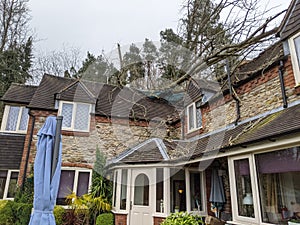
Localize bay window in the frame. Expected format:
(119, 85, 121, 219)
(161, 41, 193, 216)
(1, 106, 29, 133)
(229, 147, 300, 225)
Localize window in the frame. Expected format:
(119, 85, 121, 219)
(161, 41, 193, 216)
(187, 102, 202, 132)
(1, 106, 29, 133)
(156, 168, 164, 213)
(190, 172, 203, 212)
(113, 170, 118, 208)
(59, 101, 91, 132)
(229, 147, 300, 225)
(134, 173, 149, 206)
(0, 170, 19, 200)
(56, 169, 91, 205)
(288, 32, 300, 85)
(120, 169, 128, 210)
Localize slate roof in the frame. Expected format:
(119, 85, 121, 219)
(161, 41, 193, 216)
(0, 133, 25, 169)
(1, 83, 37, 104)
(279, 0, 300, 40)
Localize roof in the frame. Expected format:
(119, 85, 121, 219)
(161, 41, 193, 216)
(1, 83, 37, 104)
(279, 0, 300, 40)
(108, 102, 300, 166)
(0, 133, 25, 169)
(183, 102, 300, 161)
(28, 74, 74, 110)
(108, 138, 170, 164)
(26, 74, 179, 121)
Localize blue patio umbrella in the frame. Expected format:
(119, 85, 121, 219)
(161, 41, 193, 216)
(209, 168, 225, 218)
(28, 116, 62, 225)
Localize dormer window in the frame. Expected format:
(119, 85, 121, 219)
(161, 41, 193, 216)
(187, 101, 202, 132)
(1, 106, 29, 133)
(288, 32, 300, 85)
(58, 101, 91, 132)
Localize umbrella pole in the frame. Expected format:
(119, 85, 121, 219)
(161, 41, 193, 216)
(51, 116, 63, 181)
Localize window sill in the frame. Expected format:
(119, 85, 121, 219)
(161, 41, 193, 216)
(61, 130, 90, 137)
(187, 127, 203, 135)
(0, 130, 27, 134)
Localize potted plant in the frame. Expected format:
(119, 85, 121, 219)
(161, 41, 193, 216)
(288, 219, 300, 225)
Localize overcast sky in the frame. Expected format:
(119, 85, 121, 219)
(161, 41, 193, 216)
(28, 0, 290, 56)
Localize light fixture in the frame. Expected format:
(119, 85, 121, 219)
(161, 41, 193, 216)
(178, 189, 183, 194)
(243, 193, 253, 205)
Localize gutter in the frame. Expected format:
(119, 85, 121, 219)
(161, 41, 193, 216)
(21, 112, 35, 190)
(278, 60, 288, 108)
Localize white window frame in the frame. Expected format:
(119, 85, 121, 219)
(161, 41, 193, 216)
(288, 32, 300, 85)
(1, 105, 29, 133)
(59, 167, 92, 199)
(187, 102, 202, 133)
(58, 101, 91, 132)
(185, 169, 207, 215)
(228, 154, 269, 225)
(1, 170, 19, 200)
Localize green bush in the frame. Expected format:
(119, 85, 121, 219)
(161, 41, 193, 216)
(54, 205, 65, 225)
(96, 212, 114, 225)
(0, 201, 32, 225)
(161, 212, 204, 225)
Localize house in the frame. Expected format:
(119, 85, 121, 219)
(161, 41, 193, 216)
(107, 1, 300, 225)
(0, 74, 181, 204)
(1, 1, 300, 225)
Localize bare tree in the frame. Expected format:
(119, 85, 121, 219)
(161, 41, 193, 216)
(0, 0, 30, 52)
(31, 45, 83, 84)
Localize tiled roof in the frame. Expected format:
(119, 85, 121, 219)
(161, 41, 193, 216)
(0, 133, 25, 169)
(185, 102, 300, 160)
(1, 83, 37, 104)
(280, 0, 300, 40)
(28, 74, 74, 110)
(26, 74, 179, 121)
(108, 138, 170, 164)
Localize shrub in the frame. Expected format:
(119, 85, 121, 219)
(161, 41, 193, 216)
(96, 212, 114, 225)
(0, 201, 32, 225)
(54, 205, 65, 225)
(161, 212, 204, 225)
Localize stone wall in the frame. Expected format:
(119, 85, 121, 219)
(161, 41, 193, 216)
(186, 56, 300, 139)
(18, 110, 179, 184)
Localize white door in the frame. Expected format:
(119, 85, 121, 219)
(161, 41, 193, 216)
(129, 169, 154, 225)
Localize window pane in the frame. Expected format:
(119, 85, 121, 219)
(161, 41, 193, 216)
(234, 159, 255, 218)
(190, 172, 202, 211)
(77, 172, 90, 197)
(120, 169, 128, 210)
(113, 171, 118, 207)
(57, 170, 75, 205)
(196, 108, 202, 128)
(188, 105, 195, 130)
(61, 103, 73, 128)
(7, 172, 18, 198)
(294, 36, 300, 68)
(256, 148, 300, 224)
(74, 103, 90, 131)
(19, 108, 29, 131)
(6, 106, 20, 131)
(156, 168, 164, 212)
(134, 174, 149, 206)
(0, 171, 7, 199)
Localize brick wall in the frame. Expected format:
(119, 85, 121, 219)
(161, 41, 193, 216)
(153, 216, 165, 225)
(114, 214, 127, 225)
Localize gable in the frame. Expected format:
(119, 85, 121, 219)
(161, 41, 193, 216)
(279, 0, 300, 40)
